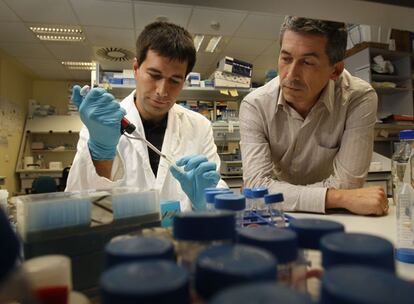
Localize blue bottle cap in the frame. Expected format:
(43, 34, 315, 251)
(104, 236, 175, 269)
(399, 130, 414, 140)
(251, 187, 269, 198)
(100, 260, 189, 304)
(0, 209, 20, 283)
(320, 265, 414, 304)
(243, 188, 254, 199)
(288, 218, 345, 249)
(195, 244, 277, 299)
(173, 211, 235, 241)
(396, 248, 414, 264)
(210, 282, 313, 304)
(237, 226, 298, 263)
(264, 193, 284, 204)
(215, 194, 246, 211)
(205, 190, 233, 204)
(321, 232, 395, 272)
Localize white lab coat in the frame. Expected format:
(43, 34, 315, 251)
(66, 90, 226, 211)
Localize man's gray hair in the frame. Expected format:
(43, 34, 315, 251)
(280, 16, 347, 64)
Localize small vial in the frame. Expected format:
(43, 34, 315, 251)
(251, 187, 269, 214)
(237, 226, 304, 289)
(320, 265, 414, 304)
(205, 189, 233, 211)
(320, 232, 395, 273)
(242, 188, 254, 211)
(209, 282, 312, 304)
(214, 194, 246, 228)
(104, 236, 175, 269)
(195, 244, 277, 300)
(264, 193, 285, 227)
(100, 260, 190, 304)
(289, 218, 344, 299)
(173, 211, 235, 273)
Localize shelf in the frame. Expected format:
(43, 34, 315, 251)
(374, 87, 414, 95)
(107, 84, 254, 101)
(375, 123, 414, 130)
(370, 48, 413, 60)
(16, 169, 64, 173)
(371, 74, 411, 82)
(31, 149, 77, 153)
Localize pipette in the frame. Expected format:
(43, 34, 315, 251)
(79, 85, 183, 172)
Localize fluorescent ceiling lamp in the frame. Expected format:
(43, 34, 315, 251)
(205, 36, 222, 53)
(30, 25, 84, 42)
(62, 61, 96, 70)
(193, 34, 204, 52)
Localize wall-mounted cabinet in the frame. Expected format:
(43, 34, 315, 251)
(16, 115, 83, 193)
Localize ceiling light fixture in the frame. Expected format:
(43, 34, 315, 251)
(205, 36, 222, 53)
(30, 25, 84, 42)
(193, 35, 204, 52)
(37, 35, 84, 42)
(62, 61, 96, 70)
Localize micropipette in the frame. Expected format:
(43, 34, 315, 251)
(79, 85, 183, 172)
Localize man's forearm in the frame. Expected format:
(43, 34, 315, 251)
(92, 160, 114, 179)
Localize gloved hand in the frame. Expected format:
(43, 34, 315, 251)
(170, 155, 220, 210)
(71, 85, 126, 160)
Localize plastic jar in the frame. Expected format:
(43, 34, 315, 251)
(288, 218, 345, 297)
(320, 232, 395, 273)
(237, 226, 304, 289)
(251, 187, 269, 213)
(242, 188, 255, 211)
(214, 194, 246, 228)
(205, 189, 233, 211)
(100, 260, 190, 304)
(194, 244, 277, 300)
(104, 236, 175, 269)
(264, 193, 285, 227)
(173, 211, 235, 272)
(209, 282, 313, 304)
(320, 265, 414, 304)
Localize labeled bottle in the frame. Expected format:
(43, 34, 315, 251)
(264, 193, 285, 227)
(214, 194, 246, 227)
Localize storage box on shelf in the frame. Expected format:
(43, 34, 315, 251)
(345, 47, 414, 157)
(16, 115, 83, 194)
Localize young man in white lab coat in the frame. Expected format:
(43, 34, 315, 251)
(66, 22, 226, 211)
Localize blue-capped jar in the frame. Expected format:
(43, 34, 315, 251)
(320, 232, 395, 272)
(320, 265, 414, 304)
(205, 189, 233, 211)
(173, 211, 235, 272)
(195, 244, 277, 300)
(242, 188, 255, 211)
(237, 226, 303, 289)
(251, 187, 269, 212)
(210, 282, 313, 304)
(264, 193, 285, 227)
(104, 236, 175, 269)
(289, 218, 345, 298)
(214, 194, 246, 227)
(100, 260, 189, 304)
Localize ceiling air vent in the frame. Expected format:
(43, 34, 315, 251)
(96, 47, 134, 62)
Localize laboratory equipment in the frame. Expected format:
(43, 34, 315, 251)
(243, 188, 254, 211)
(80, 85, 183, 172)
(320, 265, 414, 304)
(205, 189, 233, 210)
(251, 187, 269, 212)
(173, 211, 235, 272)
(214, 194, 245, 227)
(237, 226, 304, 290)
(217, 56, 253, 77)
(220, 160, 243, 175)
(264, 193, 285, 227)
(320, 232, 395, 272)
(194, 244, 277, 300)
(288, 218, 345, 298)
(100, 261, 190, 304)
(104, 236, 175, 269)
(210, 282, 312, 304)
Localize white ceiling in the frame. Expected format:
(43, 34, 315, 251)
(0, 0, 412, 84)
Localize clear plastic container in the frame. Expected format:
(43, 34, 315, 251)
(195, 244, 277, 300)
(242, 188, 255, 211)
(264, 193, 285, 227)
(100, 261, 190, 304)
(288, 218, 345, 299)
(251, 187, 269, 213)
(205, 189, 233, 211)
(214, 194, 246, 228)
(173, 211, 235, 273)
(392, 141, 410, 203)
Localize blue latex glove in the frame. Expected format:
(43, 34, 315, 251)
(170, 155, 221, 210)
(71, 85, 126, 160)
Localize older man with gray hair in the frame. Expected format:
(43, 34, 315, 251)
(240, 16, 388, 215)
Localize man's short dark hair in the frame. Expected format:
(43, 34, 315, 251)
(280, 16, 347, 64)
(136, 21, 196, 75)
